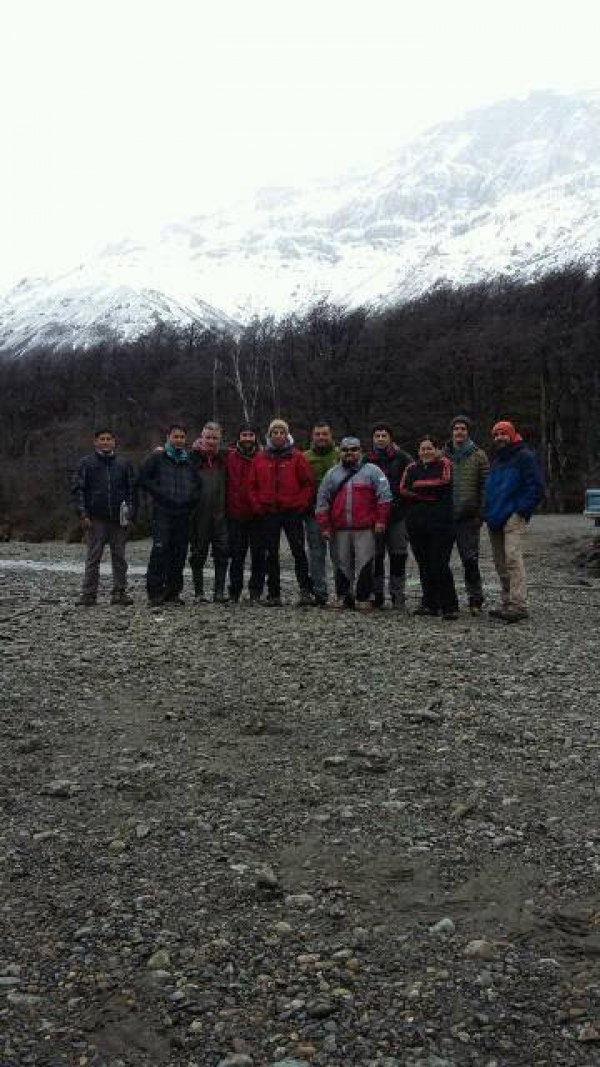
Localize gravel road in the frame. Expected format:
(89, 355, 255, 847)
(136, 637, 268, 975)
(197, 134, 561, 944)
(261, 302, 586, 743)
(1, 516, 600, 1067)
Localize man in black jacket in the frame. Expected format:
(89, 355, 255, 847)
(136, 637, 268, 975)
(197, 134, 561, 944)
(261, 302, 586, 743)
(368, 424, 413, 611)
(71, 429, 137, 606)
(138, 424, 201, 606)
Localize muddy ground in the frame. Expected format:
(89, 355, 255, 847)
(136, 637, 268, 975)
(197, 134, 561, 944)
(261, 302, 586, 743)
(1, 516, 600, 1067)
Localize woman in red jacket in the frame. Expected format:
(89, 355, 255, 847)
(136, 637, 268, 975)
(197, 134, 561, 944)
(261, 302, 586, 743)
(400, 435, 459, 620)
(249, 418, 315, 606)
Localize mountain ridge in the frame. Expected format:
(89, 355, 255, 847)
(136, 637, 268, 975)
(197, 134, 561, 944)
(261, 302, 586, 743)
(1, 89, 599, 356)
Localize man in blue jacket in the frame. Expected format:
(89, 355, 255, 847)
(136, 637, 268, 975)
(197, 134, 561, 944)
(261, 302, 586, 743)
(484, 420, 544, 622)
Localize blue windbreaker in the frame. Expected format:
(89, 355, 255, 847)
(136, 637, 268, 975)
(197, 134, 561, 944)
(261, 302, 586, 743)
(484, 443, 544, 532)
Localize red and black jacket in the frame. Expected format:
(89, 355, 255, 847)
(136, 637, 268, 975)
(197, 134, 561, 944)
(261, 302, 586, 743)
(400, 456, 454, 512)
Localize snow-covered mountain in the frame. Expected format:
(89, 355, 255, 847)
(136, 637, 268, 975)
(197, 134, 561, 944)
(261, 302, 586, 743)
(2, 90, 600, 356)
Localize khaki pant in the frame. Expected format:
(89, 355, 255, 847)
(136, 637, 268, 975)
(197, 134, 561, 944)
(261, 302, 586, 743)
(488, 514, 528, 611)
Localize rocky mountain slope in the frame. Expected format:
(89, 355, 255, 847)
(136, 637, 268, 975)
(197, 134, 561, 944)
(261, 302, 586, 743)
(1, 90, 599, 356)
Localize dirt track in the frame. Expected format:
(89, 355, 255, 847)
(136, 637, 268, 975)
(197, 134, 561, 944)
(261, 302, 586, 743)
(1, 516, 600, 1067)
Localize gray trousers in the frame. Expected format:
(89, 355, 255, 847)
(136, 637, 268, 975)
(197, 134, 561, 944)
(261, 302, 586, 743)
(454, 518, 484, 605)
(334, 528, 376, 603)
(82, 519, 128, 597)
(304, 516, 336, 600)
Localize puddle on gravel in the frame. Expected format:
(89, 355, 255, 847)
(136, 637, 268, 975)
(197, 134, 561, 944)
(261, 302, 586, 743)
(0, 559, 147, 575)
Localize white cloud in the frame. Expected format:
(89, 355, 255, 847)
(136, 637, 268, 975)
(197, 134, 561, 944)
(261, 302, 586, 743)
(1, 0, 598, 287)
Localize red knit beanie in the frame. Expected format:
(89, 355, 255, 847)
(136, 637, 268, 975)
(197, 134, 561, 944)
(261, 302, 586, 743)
(492, 420, 522, 443)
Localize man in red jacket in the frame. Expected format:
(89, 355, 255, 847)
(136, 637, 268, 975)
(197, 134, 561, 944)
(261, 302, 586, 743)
(248, 418, 315, 606)
(226, 426, 262, 602)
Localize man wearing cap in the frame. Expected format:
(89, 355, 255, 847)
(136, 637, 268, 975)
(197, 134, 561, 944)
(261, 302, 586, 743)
(484, 420, 544, 622)
(316, 437, 392, 613)
(226, 426, 262, 602)
(248, 418, 315, 606)
(445, 416, 490, 615)
(303, 421, 340, 606)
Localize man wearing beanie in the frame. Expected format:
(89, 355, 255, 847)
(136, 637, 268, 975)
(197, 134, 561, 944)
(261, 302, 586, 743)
(226, 426, 262, 602)
(248, 418, 315, 606)
(484, 420, 544, 622)
(316, 437, 392, 612)
(367, 423, 413, 611)
(445, 416, 490, 615)
(303, 421, 340, 605)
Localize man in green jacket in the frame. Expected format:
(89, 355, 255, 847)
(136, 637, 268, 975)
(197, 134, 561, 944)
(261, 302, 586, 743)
(446, 416, 490, 615)
(303, 422, 340, 605)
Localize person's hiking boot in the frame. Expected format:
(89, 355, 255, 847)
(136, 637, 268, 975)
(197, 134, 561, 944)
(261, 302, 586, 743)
(111, 590, 133, 606)
(356, 600, 374, 614)
(412, 605, 436, 617)
(76, 595, 97, 607)
(390, 597, 407, 614)
(297, 590, 313, 607)
(327, 598, 346, 611)
(442, 610, 459, 621)
(469, 604, 483, 617)
(312, 594, 328, 607)
(490, 606, 529, 623)
(262, 596, 283, 607)
(163, 594, 185, 607)
(373, 594, 385, 609)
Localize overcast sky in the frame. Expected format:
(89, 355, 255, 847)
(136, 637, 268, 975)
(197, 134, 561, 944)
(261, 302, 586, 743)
(1, 0, 598, 287)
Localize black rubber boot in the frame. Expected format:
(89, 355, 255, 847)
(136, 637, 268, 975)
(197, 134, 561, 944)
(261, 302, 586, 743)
(213, 561, 229, 603)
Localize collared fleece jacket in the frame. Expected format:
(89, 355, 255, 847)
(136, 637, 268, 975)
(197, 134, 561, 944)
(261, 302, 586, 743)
(484, 443, 544, 531)
(248, 447, 315, 515)
(316, 461, 392, 535)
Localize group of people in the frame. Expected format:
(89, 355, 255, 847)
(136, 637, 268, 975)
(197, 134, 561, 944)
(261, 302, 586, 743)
(71, 414, 544, 623)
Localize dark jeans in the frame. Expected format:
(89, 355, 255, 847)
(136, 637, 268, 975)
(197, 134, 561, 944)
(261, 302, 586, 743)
(228, 518, 262, 598)
(81, 519, 128, 597)
(454, 517, 484, 605)
(255, 512, 311, 598)
(146, 508, 189, 601)
(407, 512, 458, 614)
